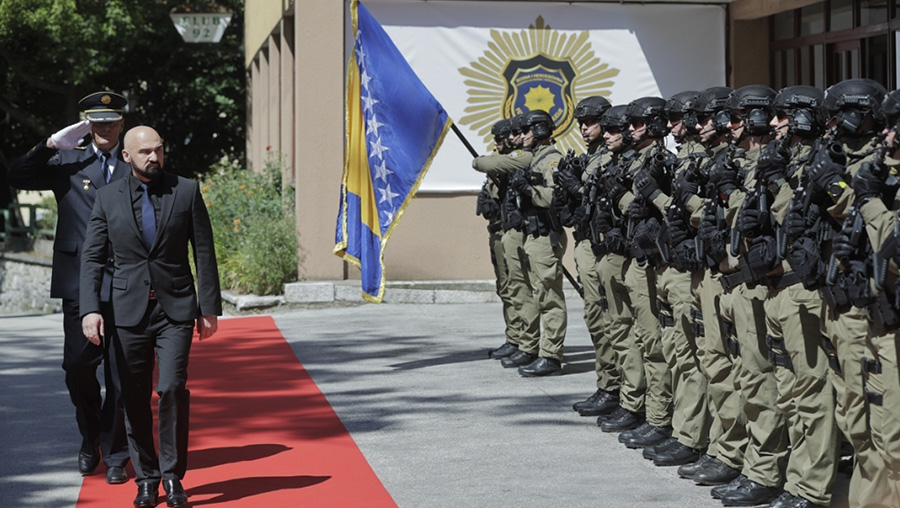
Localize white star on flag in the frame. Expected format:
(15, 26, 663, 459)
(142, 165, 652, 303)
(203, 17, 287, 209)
(369, 137, 389, 159)
(379, 183, 400, 205)
(367, 113, 383, 136)
(374, 159, 393, 182)
(361, 92, 378, 113)
(360, 69, 372, 90)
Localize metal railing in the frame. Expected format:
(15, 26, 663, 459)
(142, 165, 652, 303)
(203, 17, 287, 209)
(0, 204, 55, 241)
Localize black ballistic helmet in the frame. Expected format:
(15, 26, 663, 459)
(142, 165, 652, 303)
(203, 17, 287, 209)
(774, 85, 825, 139)
(510, 114, 529, 134)
(574, 96, 612, 120)
(600, 105, 633, 145)
(692, 86, 733, 135)
(666, 91, 699, 123)
(727, 85, 776, 135)
(626, 96, 669, 138)
(525, 109, 555, 140)
(824, 78, 887, 136)
(491, 119, 512, 139)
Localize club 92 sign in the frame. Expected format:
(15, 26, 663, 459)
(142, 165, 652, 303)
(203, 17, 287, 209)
(170, 13, 233, 43)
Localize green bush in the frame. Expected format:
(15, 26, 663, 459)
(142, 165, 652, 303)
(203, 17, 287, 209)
(200, 156, 298, 295)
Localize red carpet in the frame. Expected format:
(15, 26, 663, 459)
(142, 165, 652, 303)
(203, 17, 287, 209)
(76, 316, 397, 507)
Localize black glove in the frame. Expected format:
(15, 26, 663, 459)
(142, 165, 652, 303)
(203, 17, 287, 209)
(592, 207, 613, 234)
(634, 170, 661, 201)
(851, 160, 887, 202)
(831, 229, 854, 260)
(698, 208, 720, 242)
(604, 176, 629, 204)
(555, 169, 582, 196)
(756, 141, 788, 183)
(673, 178, 700, 208)
(736, 207, 763, 238)
(475, 187, 496, 217)
(627, 199, 649, 221)
(669, 218, 689, 246)
(509, 170, 531, 195)
(710, 159, 739, 198)
(809, 148, 845, 192)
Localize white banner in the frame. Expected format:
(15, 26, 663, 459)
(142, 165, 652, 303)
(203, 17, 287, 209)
(361, 1, 727, 192)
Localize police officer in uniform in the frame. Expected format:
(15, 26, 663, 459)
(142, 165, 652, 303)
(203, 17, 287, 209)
(478, 119, 524, 360)
(6, 92, 131, 483)
(848, 88, 900, 507)
(753, 85, 839, 508)
(558, 96, 623, 414)
(803, 78, 887, 508)
(630, 91, 712, 465)
(508, 109, 569, 377)
(678, 87, 749, 487)
(473, 115, 539, 368)
(711, 85, 787, 506)
(594, 105, 643, 429)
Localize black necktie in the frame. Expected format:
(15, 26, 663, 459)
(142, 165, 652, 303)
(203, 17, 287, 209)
(140, 183, 157, 250)
(100, 152, 111, 183)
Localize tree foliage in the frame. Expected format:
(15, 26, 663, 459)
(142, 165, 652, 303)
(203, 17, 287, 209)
(0, 0, 245, 191)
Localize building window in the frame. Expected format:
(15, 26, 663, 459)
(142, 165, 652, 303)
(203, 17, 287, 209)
(770, 0, 894, 90)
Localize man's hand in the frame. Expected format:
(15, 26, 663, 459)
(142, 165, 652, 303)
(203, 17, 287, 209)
(509, 170, 532, 195)
(49, 120, 91, 150)
(82, 312, 104, 346)
(634, 170, 661, 201)
(197, 315, 218, 341)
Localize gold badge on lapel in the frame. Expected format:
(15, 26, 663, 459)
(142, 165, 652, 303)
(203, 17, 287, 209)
(83, 179, 91, 191)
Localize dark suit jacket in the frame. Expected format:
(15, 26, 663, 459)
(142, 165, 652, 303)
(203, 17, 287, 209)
(80, 171, 222, 328)
(7, 140, 128, 300)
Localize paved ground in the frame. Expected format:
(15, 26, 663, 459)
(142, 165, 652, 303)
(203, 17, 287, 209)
(0, 298, 850, 507)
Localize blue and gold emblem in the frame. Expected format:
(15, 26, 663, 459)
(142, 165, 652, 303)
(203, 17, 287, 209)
(504, 55, 576, 137)
(459, 16, 619, 153)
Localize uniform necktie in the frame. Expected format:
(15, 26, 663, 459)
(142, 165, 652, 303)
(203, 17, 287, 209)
(100, 152, 111, 183)
(140, 183, 156, 250)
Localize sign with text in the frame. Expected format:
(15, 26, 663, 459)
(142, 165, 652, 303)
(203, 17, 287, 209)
(170, 13, 232, 43)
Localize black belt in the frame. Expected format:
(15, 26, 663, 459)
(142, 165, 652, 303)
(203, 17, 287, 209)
(768, 271, 800, 291)
(487, 222, 502, 234)
(720, 271, 744, 291)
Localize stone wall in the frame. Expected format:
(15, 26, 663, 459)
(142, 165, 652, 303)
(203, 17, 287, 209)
(0, 251, 59, 315)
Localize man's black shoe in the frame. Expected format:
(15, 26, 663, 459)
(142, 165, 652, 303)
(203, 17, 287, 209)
(695, 457, 742, 486)
(134, 481, 159, 508)
(711, 475, 748, 499)
(642, 436, 679, 460)
(677, 453, 713, 479)
(767, 492, 798, 508)
(595, 404, 623, 424)
(578, 390, 619, 416)
(600, 407, 643, 432)
(719, 478, 780, 506)
(106, 465, 129, 484)
(618, 421, 653, 444)
(574, 389, 618, 415)
(501, 351, 535, 368)
(489, 342, 518, 359)
(163, 479, 188, 508)
(624, 425, 672, 449)
(653, 441, 701, 466)
(518, 357, 562, 377)
(78, 440, 100, 475)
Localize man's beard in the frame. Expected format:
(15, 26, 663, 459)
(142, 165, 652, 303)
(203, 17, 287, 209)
(133, 162, 162, 181)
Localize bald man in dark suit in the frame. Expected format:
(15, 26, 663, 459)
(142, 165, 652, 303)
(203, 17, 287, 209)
(81, 125, 222, 508)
